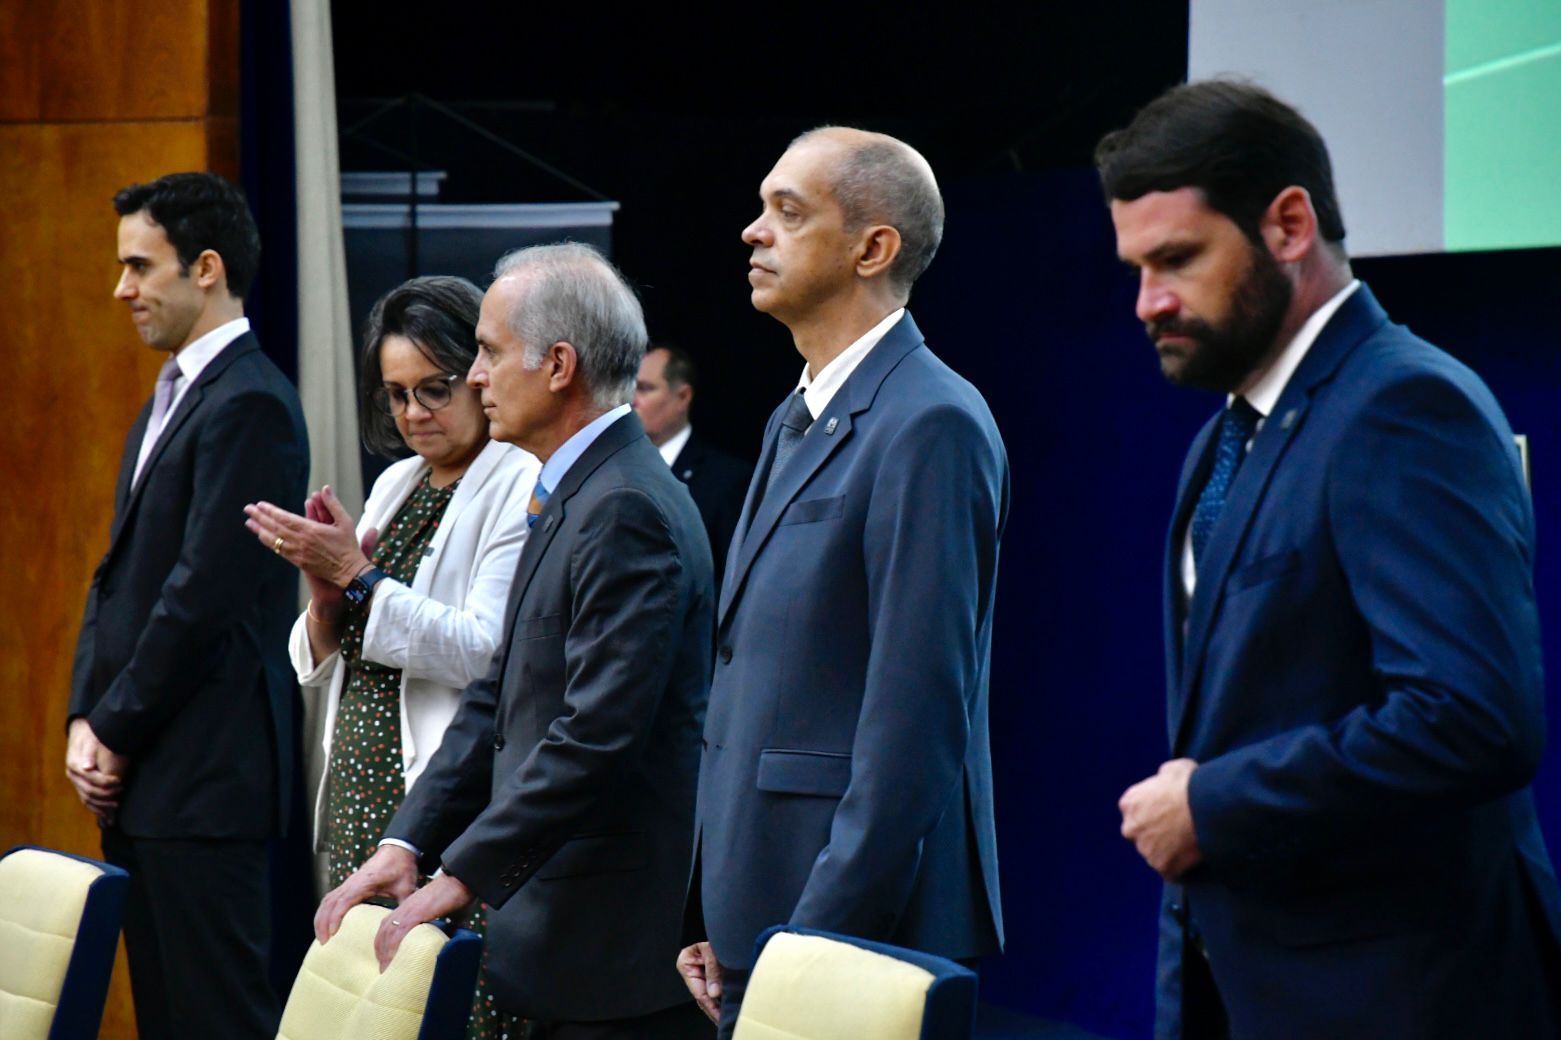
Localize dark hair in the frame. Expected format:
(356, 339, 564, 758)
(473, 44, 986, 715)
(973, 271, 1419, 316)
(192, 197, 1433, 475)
(651, 343, 697, 391)
(113, 172, 263, 298)
(1094, 79, 1346, 248)
(358, 276, 485, 458)
(792, 127, 945, 295)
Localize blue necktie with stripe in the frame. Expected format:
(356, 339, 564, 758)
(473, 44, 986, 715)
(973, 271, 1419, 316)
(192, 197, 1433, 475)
(526, 477, 550, 528)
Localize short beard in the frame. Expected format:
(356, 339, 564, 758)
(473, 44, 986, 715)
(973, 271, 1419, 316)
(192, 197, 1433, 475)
(1148, 243, 1293, 393)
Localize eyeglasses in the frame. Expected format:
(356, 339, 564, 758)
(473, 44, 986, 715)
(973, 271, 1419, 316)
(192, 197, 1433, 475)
(371, 373, 463, 416)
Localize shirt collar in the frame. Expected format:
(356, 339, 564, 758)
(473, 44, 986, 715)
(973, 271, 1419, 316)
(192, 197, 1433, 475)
(173, 317, 250, 385)
(795, 307, 905, 420)
(538, 403, 632, 493)
(658, 422, 692, 467)
(1239, 281, 1359, 417)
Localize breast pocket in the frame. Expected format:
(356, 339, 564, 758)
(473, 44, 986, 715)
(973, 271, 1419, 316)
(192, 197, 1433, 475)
(778, 495, 845, 527)
(756, 748, 852, 797)
(1227, 549, 1301, 594)
(516, 612, 564, 640)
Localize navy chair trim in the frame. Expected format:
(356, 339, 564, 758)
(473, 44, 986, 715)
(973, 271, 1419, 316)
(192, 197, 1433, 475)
(3, 845, 129, 1040)
(415, 922, 484, 1040)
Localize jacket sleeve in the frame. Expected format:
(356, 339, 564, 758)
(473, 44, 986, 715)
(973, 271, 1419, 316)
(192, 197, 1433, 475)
(381, 661, 502, 871)
(359, 458, 537, 687)
(789, 403, 1007, 939)
(1188, 371, 1544, 875)
(437, 486, 691, 907)
(86, 389, 308, 756)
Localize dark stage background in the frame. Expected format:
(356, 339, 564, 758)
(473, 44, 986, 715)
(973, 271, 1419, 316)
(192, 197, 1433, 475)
(321, 8, 1561, 1037)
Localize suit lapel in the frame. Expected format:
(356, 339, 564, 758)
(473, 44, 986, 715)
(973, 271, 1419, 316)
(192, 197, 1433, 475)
(1170, 284, 1390, 751)
(1163, 411, 1219, 741)
(718, 313, 924, 629)
(717, 403, 787, 619)
(112, 400, 154, 526)
(499, 413, 646, 646)
(108, 334, 257, 554)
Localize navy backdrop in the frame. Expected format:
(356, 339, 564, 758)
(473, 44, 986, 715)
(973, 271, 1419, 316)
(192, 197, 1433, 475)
(909, 168, 1561, 1038)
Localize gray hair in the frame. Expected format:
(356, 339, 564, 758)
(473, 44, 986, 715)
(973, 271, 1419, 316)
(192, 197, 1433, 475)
(793, 127, 945, 295)
(491, 242, 647, 408)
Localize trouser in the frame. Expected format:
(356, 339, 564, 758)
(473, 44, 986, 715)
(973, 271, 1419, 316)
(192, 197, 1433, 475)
(101, 830, 281, 1040)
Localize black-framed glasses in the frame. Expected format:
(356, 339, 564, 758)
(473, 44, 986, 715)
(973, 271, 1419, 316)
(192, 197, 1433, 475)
(371, 373, 462, 416)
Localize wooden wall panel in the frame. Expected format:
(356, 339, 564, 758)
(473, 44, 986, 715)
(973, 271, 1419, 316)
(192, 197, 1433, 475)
(0, 0, 214, 122)
(0, 2, 240, 1036)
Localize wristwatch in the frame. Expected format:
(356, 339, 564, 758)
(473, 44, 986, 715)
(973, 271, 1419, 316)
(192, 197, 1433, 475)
(342, 566, 389, 608)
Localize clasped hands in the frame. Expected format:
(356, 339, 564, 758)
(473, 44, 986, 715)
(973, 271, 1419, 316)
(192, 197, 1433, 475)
(314, 845, 474, 971)
(1119, 757, 1203, 880)
(65, 717, 129, 824)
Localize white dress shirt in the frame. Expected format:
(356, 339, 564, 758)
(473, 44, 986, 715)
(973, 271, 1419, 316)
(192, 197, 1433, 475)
(1182, 281, 1360, 598)
(658, 423, 693, 467)
(795, 307, 905, 420)
(133, 317, 251, 484)
(538, 403, 633, 495)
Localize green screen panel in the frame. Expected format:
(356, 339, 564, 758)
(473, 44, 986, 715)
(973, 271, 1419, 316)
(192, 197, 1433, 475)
(1445, 0, 1561, 251)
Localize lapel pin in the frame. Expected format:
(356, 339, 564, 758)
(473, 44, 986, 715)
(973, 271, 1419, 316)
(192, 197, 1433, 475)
(681, 469, 693, 479)
(824, 417, 838, 435)
(1280, 408, 1298, 430)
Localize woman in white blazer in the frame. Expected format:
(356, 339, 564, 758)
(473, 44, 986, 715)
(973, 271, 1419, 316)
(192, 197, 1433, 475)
(245, 277, 538, 895)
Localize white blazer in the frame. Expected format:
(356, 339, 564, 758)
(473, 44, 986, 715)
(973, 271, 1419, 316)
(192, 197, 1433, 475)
(288, 438, 540, 849)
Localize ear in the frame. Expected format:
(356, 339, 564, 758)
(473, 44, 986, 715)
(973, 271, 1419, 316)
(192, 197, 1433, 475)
(546, 341, 579, 392)
(853, 224, 902, 282)
(674, 382, 693, 406)
(1260, 186, 1317, 265)
(190, 248, 227, 292)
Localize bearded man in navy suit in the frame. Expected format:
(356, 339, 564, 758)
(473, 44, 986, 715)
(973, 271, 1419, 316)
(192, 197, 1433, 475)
(1101, 80, 1561, 1039)
(677, 127, 1008, 1036)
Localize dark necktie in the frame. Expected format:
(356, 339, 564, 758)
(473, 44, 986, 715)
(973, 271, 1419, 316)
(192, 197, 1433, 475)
(1190, 397, 1261, 565)
(770, 390, 814, 481)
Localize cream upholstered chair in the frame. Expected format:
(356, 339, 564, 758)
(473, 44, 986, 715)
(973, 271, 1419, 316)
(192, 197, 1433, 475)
(0, 844, 129, 1040)
(277, 902, 481, 1040)
(734, 926, 979, 1040)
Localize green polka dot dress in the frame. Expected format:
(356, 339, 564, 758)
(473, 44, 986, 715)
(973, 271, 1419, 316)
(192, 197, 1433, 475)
(323, 473, 517, 1039)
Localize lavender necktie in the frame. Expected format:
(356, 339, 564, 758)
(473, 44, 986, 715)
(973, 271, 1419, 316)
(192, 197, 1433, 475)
(133, 357, 183, 485)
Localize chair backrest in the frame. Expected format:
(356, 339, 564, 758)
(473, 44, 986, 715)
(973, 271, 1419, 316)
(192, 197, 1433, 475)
(734, 926, 978, 1040)
(0, 844, 129, 1040)
(277, 903, 482, 1040)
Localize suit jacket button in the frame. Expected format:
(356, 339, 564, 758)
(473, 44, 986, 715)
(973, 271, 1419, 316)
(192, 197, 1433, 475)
(718, 645, 733, 664)
(493, 733, 506, 751)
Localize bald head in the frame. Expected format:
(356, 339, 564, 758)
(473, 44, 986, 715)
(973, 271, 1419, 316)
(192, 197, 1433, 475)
(789, 127, 944, 295)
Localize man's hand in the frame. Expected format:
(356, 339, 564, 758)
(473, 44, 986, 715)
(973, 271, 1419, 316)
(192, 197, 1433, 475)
(314, 844, 419, 945)
(372, 873, 473, 972)
(676, 941, 723, 1023)
(65, 718, 124, 822)
(1119, 758, 1203, 880)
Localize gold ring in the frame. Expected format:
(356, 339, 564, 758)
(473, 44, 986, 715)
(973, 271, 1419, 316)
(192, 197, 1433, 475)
(272, 536, 285, 555)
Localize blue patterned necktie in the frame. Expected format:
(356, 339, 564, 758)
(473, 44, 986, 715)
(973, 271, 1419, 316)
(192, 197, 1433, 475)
(1190, 397, 1261, 565)
(526, 477, 550, 528)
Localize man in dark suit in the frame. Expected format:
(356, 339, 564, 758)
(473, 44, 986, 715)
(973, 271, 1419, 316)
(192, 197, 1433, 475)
(677, 127, 1008, 1036)
(317, 242, 713, 1038)
(1100, 81, 1561, 1039)
(633, 343, 752, 590)
(66, 171, 309, 1040)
